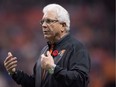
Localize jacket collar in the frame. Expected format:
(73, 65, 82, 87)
(47, 33, 71, 49)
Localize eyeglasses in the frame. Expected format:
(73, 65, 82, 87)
(40, 19, 59, 25)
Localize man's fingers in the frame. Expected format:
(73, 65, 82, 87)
(41, 54, 48, 60)
(6, 60, 17, 69)
(41, 54, 47, 69)
(3, 52, 17, 73)
(41, 54, 45, 58)
(47, 51, 51, 56)
(7, 65, 17, 72)
(4, 56, 11, 64)
(4, 52, 13, 63)
(4, 57, 17, 67)
(41, 54, 45, 61)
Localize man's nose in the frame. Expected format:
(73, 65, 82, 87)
(42, 22, 47, 28)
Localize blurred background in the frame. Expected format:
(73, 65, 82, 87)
(0, 0, 115, 87)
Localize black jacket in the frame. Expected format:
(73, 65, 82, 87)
(11, 34, 91, 87)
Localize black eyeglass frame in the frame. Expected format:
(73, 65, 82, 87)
(40, 19, 59, 25)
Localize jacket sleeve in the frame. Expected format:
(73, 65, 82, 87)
(11, 70, 35, 87)
(53, 48, 91, 87)
(10, 63, 37, 87)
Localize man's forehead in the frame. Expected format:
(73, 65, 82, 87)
(43, 11, 58, 19)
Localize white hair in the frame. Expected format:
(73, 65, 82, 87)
(43, 4, 70, 31)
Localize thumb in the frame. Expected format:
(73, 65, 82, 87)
(8, 52, 13, 56)
(41, 54, 45, 58)
(47, 51, 51, 57)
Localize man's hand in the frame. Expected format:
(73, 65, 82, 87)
(4, 52, 17, 74)
(41, 51, 55, 70)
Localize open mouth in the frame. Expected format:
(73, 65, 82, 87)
(43, 31, 50, 34)
(43, 31, 48, 32)
(43, 31, 48, 33)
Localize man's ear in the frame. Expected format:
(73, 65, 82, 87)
(60, 22, 66, 32)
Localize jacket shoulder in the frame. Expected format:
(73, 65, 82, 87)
(68, 36, 86, 51)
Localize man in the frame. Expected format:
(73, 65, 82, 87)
(4, 4, 91, 87)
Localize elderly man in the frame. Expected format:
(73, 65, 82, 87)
(4, 4, 90, 87)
